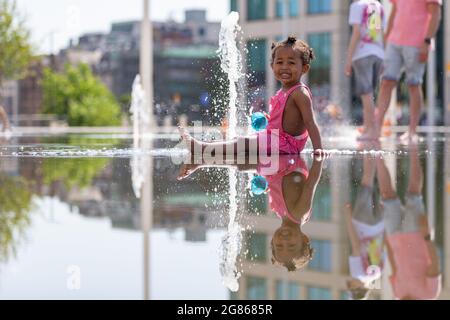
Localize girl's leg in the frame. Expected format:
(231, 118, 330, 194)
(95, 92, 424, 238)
(179, 126, 259, 157)
(376, 156, 397, 201)
(407, 143, 422, 195)
(358, 93, 376, 140)
(361, 153, 376, 187)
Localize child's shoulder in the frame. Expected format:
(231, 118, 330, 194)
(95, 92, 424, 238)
(291, 85, 312, 103)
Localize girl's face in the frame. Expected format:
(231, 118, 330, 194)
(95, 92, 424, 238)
(271, 46, 309, 88)
(272, 225, 304, 263)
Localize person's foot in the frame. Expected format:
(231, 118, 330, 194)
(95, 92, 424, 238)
(356, 126, 367, 134)
(177, 162, 201, 180)
(178, 126, 203, 154)
(357, 127, 379, 141)
(399, 131, 419, 144)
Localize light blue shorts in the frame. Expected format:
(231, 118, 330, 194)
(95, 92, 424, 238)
(382, 43, 426, 86)
(382, 194, 426, 235)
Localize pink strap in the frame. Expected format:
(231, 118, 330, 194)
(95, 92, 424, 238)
(284, 83, 304, 97)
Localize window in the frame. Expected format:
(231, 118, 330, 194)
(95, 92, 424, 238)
(230, 0, 238, 12)
(308, 286, 332, 300)
(311, 183, 332, 221)
(247, 39, 267, 110)
(247, 39, 266, 73)
(247, 0, 267, 21)
(276, 280, 300, 300)
(307, 32, 331, 99)
(247, 277, 267, 299)
(275, 0, 299, 18)
(246, 232, 267, 262)
(340, 290, 350, 300)
(308, 239, 332, 272)
(307, 0, 332, 14)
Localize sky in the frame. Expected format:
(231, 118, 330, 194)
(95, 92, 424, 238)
(15, 0, 229, 55)
(0, 198, 228, 299)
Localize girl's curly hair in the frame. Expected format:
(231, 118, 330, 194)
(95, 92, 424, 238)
(271, 239, 315, 272)
(271, 36, 315, 66)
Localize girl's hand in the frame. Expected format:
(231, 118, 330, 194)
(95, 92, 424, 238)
(312, 149, 329, 161)
(345, 61, 352, 77)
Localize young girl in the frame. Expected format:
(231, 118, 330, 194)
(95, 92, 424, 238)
(179, 36, 325, 157)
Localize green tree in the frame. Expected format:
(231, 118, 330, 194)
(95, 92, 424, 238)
(43, 157, 110, 189)
(0, 0, 34, 85)
(0, 175, 33, 262)
(42, 63, 122, 126)
(42, 136, 118, 189)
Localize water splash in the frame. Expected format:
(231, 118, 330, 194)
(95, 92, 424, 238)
(217, 11, 245, 292)
(217, 11, 243, 140)
(130, 75, 150, 198)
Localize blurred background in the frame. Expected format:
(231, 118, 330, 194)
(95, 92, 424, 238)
(1, 0, 449, 130)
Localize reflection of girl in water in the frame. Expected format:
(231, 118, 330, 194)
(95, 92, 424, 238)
(256, 155, 324, 272)
(178, 154, 326, 272)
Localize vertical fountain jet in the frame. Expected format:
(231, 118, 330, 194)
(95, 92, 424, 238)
(217, 11, 246, 292)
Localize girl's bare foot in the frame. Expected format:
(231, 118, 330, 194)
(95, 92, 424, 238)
(178, 126, 203, 154)
(177, 162, 201, 180)
(357, 127, 378, 141)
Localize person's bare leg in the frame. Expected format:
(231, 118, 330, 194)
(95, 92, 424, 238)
(407, 142, 422, 195)
(400, 85, 422, 142)
(178, 127, 258, 179)
(374, 80, 397, 139)
(376, 156, 397, 200)
(358, 93, 376, 140)
(0, 106, 10, 132)
(177, 154, 259, 180)
(361, 154, 376, 187)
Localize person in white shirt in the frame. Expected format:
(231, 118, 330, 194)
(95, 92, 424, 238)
(345, 0, 386, 140)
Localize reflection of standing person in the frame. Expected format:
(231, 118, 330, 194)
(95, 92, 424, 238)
(0, 105, 10, 132)
(374, 0, 442, 141)
(344, 146, 385, 299)
(345, 0, 385, 140)
(377, 144, 441, 300)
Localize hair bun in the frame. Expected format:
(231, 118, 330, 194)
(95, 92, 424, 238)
(286, 36, 297, 45)
(309, 48, 315, 61)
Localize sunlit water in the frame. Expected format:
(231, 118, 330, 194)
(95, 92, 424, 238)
(0, 131, 448, 299)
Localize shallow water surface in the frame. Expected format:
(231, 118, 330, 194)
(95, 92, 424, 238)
(0, 130, 449, 300)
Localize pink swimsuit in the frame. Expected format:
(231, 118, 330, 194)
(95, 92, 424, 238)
(257, 83, 311, 154)
(257, 155, 312, 225)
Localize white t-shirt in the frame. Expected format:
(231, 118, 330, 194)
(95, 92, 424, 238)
(349, 256, 382, 285)
(348, 0, 386, 61)
(349, 218, 385, 285)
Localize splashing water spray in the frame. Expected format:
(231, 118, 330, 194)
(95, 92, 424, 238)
(130, 75, 150, 198)
(217, 11, 246, 292)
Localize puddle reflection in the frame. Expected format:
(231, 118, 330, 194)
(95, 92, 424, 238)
(0, 134, 448, 299)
